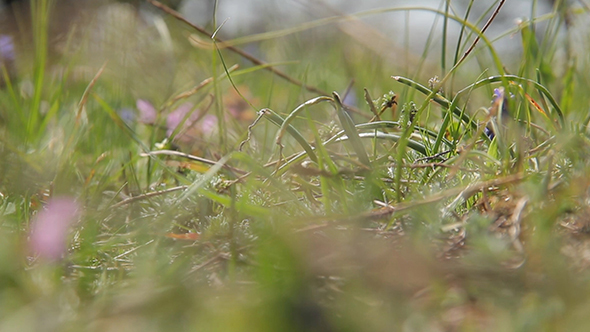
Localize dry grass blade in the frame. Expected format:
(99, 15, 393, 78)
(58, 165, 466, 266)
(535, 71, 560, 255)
(76, 61, 107, 124)
(168, 64, 239, 106)
(140, 150, 248, 175)
(363, 88, 380, 121)
(454, 0, 506, 70)
(112, 186, 188, 208)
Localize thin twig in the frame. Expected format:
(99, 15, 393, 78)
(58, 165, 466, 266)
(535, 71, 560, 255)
(454, 0, 506, 68)
(403, 163, 478, 172)
(114, 240, 155, 260)
(239, 110, 266, 151)
(140, 150, 247, 174)
(168, 64, 239, 106)
(112, 186, 188, 208)
(186, 252, 229, 275)
(147, 0, 325, 96)
(415, 150, 452, 162)
(147, 0, 369, 118)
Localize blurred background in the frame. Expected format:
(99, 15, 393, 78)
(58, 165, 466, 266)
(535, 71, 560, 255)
(0, 0, 569, 112)
(0, 0, 560, 71)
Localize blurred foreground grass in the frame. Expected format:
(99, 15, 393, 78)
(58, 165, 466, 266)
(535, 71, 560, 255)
(3, 0, 590, 331)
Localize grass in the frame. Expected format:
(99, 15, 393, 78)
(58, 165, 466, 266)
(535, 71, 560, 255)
(2, 0, 590, 330)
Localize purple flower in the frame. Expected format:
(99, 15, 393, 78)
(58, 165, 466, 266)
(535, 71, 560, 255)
(29, 197, 80, 262)
(0, 35, 15, 62)
(118, 107, 136, 125)
(136, 99, 157, 124)
(490, 87, 509, 117)
(342, 89, 357, 108)
(492, 88, 504, 103)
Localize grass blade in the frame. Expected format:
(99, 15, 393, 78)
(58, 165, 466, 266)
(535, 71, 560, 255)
(332, 92, 371, 167)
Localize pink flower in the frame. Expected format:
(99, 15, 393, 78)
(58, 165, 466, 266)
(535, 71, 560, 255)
(166, 103, 198, 136)
(136, 99, 157, 124)
(136, 100, 219, 147)
(166, 103, 211, 144)
(199, 114, 218, 135)
(29, 198, 80, 262)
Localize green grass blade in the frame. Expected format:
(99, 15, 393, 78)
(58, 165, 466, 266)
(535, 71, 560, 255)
(332, 92, 371, 167)
(275, 96, 333, 146)
(261, 108, 318, 163)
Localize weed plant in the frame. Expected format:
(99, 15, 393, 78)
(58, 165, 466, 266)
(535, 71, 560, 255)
(1, 0, 590, 331)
